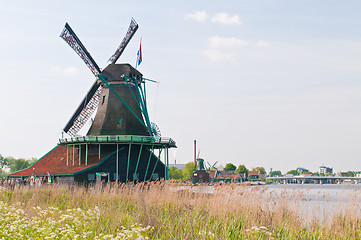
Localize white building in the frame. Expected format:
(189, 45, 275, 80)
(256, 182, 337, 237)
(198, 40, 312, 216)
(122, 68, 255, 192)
(319, 166, 333, 174)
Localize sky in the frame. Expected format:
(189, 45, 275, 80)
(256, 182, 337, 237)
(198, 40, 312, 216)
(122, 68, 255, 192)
(1, 0, 361, 173)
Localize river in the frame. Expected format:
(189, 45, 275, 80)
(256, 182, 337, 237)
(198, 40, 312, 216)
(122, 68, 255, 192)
(182, 183, 361, 222)
(266, 183, 361, 222)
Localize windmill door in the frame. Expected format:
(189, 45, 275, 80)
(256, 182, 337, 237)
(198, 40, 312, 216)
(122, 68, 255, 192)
(96, 172, 110, 188)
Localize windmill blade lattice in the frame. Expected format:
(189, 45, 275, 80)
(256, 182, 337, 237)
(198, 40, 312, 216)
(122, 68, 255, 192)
(108, 18, 139, 64)
(60, 23, 103, 136)
(60, 23, 101, 76)
(63, 82, 102, 136)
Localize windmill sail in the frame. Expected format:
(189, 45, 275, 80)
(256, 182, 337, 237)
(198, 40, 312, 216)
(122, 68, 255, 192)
(108, 18, 139, 64)
(60, 23, 101, 76)
(60, 23, 103, 136)
(63, 81, 102, 136)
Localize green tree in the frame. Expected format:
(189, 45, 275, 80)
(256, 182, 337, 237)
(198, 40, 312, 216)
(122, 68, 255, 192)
(236, 164, 248, 178)
(0, 168, 6, 178)
(347, 171, 355, 177)
(0, 154, 8, 169)
(224, 163, 236, 171)
(252, 167, 266, 175)
(6, 157, 36, 173)
(182, 162, 196, 180)
(269, 170, 282, 177)
(169, 167, 183, 180)
(286, 170, 298, 176)
(236, 164, 248, 174)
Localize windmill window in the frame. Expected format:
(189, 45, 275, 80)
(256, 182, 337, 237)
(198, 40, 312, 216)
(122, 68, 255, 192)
(102, 96, 106, 105)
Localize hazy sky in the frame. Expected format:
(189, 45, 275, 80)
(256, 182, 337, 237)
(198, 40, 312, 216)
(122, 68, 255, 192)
(1, 1, 361, 173)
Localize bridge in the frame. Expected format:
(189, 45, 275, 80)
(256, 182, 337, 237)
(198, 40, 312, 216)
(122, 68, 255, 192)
(267, 175, 361, 184)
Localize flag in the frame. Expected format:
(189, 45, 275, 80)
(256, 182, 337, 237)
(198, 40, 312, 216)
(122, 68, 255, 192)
(137, 40, 142, 66)
(47, 172, 52, 183)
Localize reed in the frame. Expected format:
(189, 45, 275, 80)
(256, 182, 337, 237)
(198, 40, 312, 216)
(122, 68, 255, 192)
(0, 182, 360, 239)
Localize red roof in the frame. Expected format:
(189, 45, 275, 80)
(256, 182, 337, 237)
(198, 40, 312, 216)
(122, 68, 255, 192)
(248, 171, 260, 175)
(207, 170, 217, 178)
(11, 145, 109, 176)
(215, 174, 241, 179)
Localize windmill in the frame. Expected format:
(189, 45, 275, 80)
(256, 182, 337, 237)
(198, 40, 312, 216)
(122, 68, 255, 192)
(60, 18, 154, 137)
(192, 148, 215, 183)
(195, 150, 207, 171)
(9, 18, 176, 184)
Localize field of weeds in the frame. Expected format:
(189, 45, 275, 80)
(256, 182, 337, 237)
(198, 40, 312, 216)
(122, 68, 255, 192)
(0, 182, 360, 239)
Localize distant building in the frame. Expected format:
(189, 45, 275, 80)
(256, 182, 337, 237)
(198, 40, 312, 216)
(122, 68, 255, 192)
(319, 166, 333, 174)
(192, 170, 211, 183)
(248, 170, 260, 180)
(207, 170, 218, 179)
(214, 171, 245, 183)
(335, 172, 348, 177)
(297, 167, 309, 173)
(192, 170, 220, 183)
(248, 170, 265, 181)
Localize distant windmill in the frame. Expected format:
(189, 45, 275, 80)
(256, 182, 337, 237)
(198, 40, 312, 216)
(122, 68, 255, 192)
(206, 161, 218, 171)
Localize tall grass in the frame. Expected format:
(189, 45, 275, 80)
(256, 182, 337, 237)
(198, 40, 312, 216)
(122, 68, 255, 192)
(1, 182, 361, 239)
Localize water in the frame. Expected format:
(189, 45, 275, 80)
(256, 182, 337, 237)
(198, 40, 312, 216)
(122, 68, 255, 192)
(265, 184, 361, 222)
(181, 183, 361, 222)
(267, 183, 361, 201)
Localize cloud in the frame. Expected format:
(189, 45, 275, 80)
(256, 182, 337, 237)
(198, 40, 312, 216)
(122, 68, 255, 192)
(50, 66, 61, 71)
(185, 11, 243, 26)
(256, 40, 269, 47)
(185, 10, 208, 23)
(50, 66, 80, 76)
(208, 36, 249, 49)
(203, 36, 247, 62)
(203, 36, 269, 62)
(63, 67, 80, 76)
(211, 12, 242, 25)
(203, 49, 236, 62)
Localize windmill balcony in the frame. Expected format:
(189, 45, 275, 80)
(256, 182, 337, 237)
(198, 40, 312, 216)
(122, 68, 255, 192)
(59, 135, 176, 148)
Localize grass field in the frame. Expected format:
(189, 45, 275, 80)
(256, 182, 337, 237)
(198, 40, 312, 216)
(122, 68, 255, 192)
(0, 182, 360, 239)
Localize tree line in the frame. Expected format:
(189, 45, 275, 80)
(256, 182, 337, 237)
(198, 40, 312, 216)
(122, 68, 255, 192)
(281, 169, 361, 177)
(169, 162, 266, 180)
(0, 154, 37, 177)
